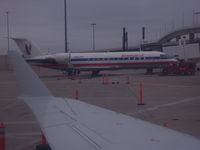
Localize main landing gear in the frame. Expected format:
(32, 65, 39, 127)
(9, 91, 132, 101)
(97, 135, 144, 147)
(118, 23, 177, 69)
(146, 68, 153, 74)
(67, 70, 80, 76)
(91, 70, 100, 77)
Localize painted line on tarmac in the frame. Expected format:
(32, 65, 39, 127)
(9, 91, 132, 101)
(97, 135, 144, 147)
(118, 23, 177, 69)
(0, 100, 21, 113)
(127, 96, 200, 116)
(145, 83, 199, 88)
(0, 81, 17, 85)
(129, 82, 199, 89)
(5, 121, 37, 125)
(6, 132, 40, 137)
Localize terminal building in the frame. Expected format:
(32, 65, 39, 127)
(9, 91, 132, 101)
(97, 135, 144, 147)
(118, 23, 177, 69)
(105, 25, 200, 65)
(139, 25, 200, 62)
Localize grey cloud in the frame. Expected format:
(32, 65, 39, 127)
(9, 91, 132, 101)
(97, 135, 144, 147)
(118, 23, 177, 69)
(0, 0, 200, 53)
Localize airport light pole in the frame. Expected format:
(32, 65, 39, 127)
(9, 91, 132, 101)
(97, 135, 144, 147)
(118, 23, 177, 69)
(64, 0, 68, 53)
(193, 11, 200, 25)
(182, 12, 185, 27)
(91, 23, 96, 51)
(6, 11, 10, 53)
(193, 11, 200, 38)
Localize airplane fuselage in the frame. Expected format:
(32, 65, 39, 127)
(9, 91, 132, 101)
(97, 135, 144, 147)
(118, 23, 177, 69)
(26, 51, 177, 72)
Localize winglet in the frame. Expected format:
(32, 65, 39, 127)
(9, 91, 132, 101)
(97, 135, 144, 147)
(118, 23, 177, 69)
(8, 51, 52, 97)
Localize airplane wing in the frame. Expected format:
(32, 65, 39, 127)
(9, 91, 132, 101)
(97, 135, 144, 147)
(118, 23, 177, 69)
(9, 50, 200, 150)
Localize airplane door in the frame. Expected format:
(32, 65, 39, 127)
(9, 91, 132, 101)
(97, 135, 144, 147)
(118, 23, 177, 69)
(65, 52, 72, 69)
(68, 52, 72, 68)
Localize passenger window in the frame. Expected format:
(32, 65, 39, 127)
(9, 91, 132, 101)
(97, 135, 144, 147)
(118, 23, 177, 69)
(160, 54, 170, 59)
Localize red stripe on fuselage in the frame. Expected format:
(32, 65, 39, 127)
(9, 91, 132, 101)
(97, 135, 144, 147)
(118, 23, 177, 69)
(32, 61, 177, 69)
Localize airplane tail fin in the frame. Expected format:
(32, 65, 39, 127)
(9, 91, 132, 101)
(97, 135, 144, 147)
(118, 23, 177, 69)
(8, 51, 52, 97)
(11, 38, 42, 58)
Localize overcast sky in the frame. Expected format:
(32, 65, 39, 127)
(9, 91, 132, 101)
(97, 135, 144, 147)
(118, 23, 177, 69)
(0, 0, 200, 54)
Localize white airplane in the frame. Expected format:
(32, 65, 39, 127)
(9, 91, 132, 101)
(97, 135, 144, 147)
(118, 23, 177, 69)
(12, 38, 178, 76)
(9, 50, 200, 150)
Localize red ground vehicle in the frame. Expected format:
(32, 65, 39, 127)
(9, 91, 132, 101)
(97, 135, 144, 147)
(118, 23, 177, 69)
(161, 62, 196, 75)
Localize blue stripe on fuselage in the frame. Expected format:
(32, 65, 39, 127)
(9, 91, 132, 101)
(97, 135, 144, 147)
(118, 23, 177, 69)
(71, 56, 163, 62)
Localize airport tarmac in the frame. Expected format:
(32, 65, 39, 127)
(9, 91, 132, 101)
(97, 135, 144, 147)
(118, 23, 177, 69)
(1, 55, 200, 150)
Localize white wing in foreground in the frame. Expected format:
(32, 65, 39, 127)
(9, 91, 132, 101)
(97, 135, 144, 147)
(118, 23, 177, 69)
(9, 51, 200, 150)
